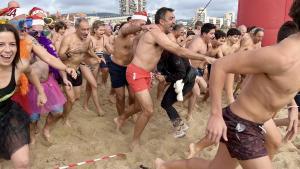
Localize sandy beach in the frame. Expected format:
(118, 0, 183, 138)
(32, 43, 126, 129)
(1, 81, 300, 169)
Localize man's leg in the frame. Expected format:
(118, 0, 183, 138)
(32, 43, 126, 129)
(114, 87, 141, 131)
(188, 135, 214, 159)
(81, 65, 104, 116)
(114, 86, 126, 116)
(187, 83, 200, 121)
(11, 145, 30, 169)
(156, 143, 238, 169)
(127, 86, 135, 106)
(131, 89, 154, 150)
(263, 119, 282, 159)
(239, 156, 273, 169)
(83, 65, 99, 111)
(100, 67, 109, 87)
(197, 76, 207, 93)
(157, 81, 168, 99)
(43, 110, 63, 141)
(62, 86, 76, 127)
(83, 83, 92, 111)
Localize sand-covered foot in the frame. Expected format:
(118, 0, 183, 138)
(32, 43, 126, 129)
(42, 128, 54, 145)
(97, 109, 105, 117)
(185, 114, 193, 122)
(83, 104, 91, 112)
(130, 140, 140, 151)
(154, 158, 166, 169)
(62, 118, 72, 128)
(114, 117, 124, 132)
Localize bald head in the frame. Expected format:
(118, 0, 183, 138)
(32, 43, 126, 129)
(238, 25, 247, 36)
(8, 1, 20, 8)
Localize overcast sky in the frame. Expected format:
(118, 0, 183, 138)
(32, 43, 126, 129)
(1, 0, 238, 19)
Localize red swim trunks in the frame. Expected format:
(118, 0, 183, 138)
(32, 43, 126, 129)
(126, 63, 151, 93)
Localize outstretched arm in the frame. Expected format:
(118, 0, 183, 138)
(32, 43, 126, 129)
(119, 23, 142, 37)
(29, 36, 68, 71)
(149, 29, 214, 63)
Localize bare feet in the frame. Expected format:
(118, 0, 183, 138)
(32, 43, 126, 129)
(62, 118, 72, 127)
(97, 109, 105, 117)
(185, 114, 193, 122)
(187, 142, 206, 159)
(187, 143, 198, 159)
(114, 117, 125, 132)
(154, 158, 165, 169)
(42, 127, 51, 142)
(130, 140, 140, 151)
(83, 104, 91, 112)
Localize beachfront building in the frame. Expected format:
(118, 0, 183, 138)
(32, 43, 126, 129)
(120, 0, 147, 15)
(195, 7, 208, 23)
(223, 11, 235, 27)
(208, 16, 224, 28)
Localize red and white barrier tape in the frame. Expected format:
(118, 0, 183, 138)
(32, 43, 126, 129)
(55, 153, 126, 169)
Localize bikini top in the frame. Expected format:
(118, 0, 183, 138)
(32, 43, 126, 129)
(0, 66, 16, 109)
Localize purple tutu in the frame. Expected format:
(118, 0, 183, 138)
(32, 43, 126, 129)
(28, 74, 66, 115)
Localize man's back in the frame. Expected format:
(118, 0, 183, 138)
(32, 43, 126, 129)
(232, 33, 300, 122)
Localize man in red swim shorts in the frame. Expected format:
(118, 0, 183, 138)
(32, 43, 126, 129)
(114, 7, 215, 150)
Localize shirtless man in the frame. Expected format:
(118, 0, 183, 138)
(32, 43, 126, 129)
(110, 12, 147, 117)
(189, 23, 216, 94)
(220, 28, 241, 104)
(155, 1, 300, 168)
(238, 25, 247, 37)
(201, 30, 226, 102)
(83, 20, 112, 112)
(115, 7, 215, 150)
(240, 27, 264, 51)
(59, 17, 102, 125)
(207, 30, 226, 59)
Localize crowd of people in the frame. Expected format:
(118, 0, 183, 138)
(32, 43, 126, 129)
(0, 0, 300, 169)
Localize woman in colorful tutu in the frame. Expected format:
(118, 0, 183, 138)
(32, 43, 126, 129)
(27, 52, 66, 144)
(0, 24, 46, 169)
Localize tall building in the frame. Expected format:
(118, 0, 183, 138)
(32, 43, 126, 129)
(120, 0, 147, 16)
(195, 8, 207, 23)
(223, 12, 235, 27)
(207, 16, 223, 28)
